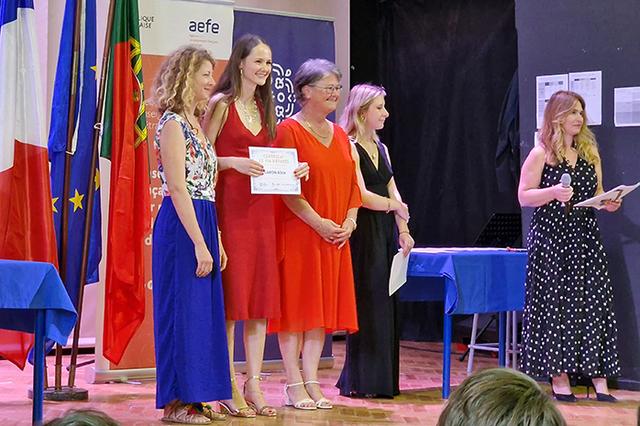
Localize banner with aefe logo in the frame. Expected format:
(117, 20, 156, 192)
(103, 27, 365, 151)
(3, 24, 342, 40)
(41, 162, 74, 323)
(93, 0, 233, 380)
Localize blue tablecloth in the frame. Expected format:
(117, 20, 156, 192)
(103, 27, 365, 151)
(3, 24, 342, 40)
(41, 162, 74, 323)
(0, 260, 77, 425)
(0, 260, 77, 344)
(397, 248, 527, 398)
(399, 248, 527, 314)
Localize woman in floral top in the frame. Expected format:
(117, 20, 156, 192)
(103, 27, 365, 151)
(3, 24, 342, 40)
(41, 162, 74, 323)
(152, 45, 229, 424)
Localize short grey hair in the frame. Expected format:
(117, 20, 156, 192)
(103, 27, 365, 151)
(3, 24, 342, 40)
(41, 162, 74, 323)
(293, 58, 342, 104)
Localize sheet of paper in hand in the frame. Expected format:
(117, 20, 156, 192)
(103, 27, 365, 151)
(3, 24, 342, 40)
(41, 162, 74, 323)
(248, 147, 301, 195)
(574, 182, 640, 209)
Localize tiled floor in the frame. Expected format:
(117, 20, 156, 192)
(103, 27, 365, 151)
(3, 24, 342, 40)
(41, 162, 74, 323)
(1, 340, 638, 425)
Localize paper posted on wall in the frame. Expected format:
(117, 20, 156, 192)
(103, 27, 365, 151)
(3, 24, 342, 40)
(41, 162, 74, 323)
(574, 182, 640, 209)
(389, 250, 410, 296)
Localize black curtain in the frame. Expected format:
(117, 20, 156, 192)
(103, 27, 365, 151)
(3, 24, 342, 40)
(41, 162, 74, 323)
(351, 0, 519, 341)
(352, 0, 519, 246)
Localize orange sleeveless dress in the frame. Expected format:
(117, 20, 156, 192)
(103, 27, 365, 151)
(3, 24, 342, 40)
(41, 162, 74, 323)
(268, 118, 361, 333)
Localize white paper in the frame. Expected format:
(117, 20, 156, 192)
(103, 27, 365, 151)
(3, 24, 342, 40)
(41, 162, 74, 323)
(536, 74, 569, 129)
(569, 71, 602, 125)
(614, 87, 640, 127)
(574, 182, 640, 209)
(248, 147, 301, 195)
(389, 251, 410, 296)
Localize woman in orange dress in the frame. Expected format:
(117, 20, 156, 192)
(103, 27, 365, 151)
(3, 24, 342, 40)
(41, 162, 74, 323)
(268, 59, 361, 410)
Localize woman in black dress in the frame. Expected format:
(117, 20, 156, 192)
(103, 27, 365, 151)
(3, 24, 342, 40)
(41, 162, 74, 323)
(518, 91, 621, 402)
(336, 84, 414, 398)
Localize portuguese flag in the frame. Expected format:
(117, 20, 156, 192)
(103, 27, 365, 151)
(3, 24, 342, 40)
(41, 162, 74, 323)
(100, 0, 150, 365)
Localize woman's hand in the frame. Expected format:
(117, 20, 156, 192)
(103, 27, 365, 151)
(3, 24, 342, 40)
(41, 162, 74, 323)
(334, 218, 357, 248)
(294, 162, 310, 181)
(314, 218, 343, 243)
(219, 239, 228, 271)
(392, 199, 410, 221)
(232, 157, 265, 177)
(602, 199, 622, 212)
(399, 232, 415, 257)
(553, 183, 573, 203)
(194, 242, 214, 277)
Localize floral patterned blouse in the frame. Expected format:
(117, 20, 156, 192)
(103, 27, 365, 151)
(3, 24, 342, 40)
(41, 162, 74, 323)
(155, 111, 217, 201)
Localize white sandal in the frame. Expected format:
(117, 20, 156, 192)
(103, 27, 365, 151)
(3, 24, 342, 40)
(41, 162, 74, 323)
(304, 380, 333, 409)
(284, 382, 317, 410)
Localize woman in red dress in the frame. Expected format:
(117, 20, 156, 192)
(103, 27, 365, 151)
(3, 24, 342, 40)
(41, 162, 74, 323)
(268, 59, 361, 410)
(202, 35, 308, 418)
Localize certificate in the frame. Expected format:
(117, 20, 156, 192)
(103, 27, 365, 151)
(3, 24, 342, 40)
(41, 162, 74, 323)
(248, 147, 301, 195)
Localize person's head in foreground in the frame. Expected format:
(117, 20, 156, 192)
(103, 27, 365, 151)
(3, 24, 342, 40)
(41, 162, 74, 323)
(437, 368, 566, 426)
(45, 408, 120, 426)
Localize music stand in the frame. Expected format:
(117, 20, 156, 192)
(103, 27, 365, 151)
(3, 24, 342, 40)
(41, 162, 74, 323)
(474, 213, 522, 248)
(459, 213, 523, 366)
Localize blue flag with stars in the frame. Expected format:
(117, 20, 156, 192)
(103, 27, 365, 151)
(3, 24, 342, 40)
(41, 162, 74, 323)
(48, 0, 101, 309)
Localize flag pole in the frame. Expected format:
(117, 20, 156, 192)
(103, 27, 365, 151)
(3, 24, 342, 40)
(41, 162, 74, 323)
(52, 0, 84, 394)
(67, 0, 116, 389)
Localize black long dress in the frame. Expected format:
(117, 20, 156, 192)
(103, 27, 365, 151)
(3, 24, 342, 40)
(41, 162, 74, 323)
(336, 141, 400, 398)
(521, 156, 620, 380)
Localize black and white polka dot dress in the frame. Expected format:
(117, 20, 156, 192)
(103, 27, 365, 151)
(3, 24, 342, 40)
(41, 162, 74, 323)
(521, 156, 620, 379)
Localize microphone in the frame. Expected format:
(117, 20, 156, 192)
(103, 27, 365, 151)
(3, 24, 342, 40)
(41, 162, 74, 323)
(560, 173, 571, 213)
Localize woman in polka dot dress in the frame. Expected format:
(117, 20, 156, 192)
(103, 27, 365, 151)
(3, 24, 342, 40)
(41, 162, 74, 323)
(518, 91, 621, 403)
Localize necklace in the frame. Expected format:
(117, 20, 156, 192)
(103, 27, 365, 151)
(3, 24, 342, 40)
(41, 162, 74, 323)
(300, 115, 331, 139)
(358, 138, 378, 161)
(182, 114, 199, 136)
(235, 97, 260, 124)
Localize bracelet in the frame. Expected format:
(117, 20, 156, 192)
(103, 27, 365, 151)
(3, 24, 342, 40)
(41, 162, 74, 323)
(345, 217, 357, 230)
(399, 231, 410, 235)
(386, 198, 391, 213)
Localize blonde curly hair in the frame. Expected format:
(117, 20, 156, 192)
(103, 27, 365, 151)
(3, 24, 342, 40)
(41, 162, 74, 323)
(539, 90, 600, 166)
(153, 45, 215, 117)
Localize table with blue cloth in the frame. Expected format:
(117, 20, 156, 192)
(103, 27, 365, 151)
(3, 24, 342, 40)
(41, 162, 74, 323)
(398, 247, 527, 399)
(0, 260, 77, 425)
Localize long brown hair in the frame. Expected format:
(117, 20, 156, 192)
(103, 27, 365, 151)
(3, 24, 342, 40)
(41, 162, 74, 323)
(539, 90, 600, 166)
(212, 34, 276, 139)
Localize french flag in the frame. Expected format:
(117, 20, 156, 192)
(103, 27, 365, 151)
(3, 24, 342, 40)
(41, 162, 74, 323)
(0, 0, 58, 368)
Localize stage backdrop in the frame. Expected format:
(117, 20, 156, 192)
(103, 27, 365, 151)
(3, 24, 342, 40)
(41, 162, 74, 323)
(516, 0, 640, 390)
(89, 0, 233, 383)
(232, 9, 336, 364)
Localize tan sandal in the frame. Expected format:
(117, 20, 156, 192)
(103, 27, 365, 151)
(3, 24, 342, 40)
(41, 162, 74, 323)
(161, 403, 212, 424)
(304, 380, 333, 409)
(219, 377, 256, 418)
(284, 382, 316, 410)
(244, 375, 277, 417)
(194, 403, 226, 421)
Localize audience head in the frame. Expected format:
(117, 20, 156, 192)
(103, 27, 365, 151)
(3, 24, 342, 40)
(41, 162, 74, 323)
(153, 45, 216, 117)
(539, 90, 599, 165)
(214, 33, 276, 138)
(340, 83, 388, 141)
(293, 58, 342, 110)
(437, 368, 566, 426)
(45, 409, 120, 426)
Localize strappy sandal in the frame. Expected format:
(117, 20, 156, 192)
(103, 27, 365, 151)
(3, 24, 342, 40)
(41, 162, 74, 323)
(244, 375, 277, 417)
(219, 377, 256, 418)
(304, 380, 333, 409)
(161, 403, 212, 424)
(193, 402, 226, 421)
(284, 382, 317, 410)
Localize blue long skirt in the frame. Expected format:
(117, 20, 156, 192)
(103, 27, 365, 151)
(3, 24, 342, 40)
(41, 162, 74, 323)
(152, 197, 232, 409)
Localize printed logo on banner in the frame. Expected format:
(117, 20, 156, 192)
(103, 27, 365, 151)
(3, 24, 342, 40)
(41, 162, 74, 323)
(272, 63, 296, 122)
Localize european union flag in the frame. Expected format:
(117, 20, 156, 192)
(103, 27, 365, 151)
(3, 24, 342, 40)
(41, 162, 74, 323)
(48, 0, 101, 311)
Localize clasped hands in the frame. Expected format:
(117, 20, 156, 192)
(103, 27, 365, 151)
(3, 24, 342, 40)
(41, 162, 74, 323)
(316, 217, 356, 248)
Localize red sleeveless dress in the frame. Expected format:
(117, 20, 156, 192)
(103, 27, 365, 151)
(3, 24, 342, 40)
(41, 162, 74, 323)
(215, 102, 280, 320)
